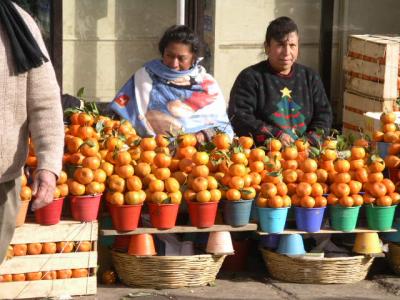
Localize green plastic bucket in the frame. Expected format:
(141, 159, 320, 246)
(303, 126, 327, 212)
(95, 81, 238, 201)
(329, 205, 360, 232)
(365, 205, 397, 230)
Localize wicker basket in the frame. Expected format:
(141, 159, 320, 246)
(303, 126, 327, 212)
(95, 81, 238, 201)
(260, 248, 374, 284)
(388, 242, 400, 275)
(111, 250, 226, 289)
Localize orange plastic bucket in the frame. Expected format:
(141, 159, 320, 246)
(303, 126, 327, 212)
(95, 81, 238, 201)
(110, 203, 142, 231)
(188, 201, 218, 228)
(148, 202, 179, 229)
(70, 193, 102, 222)
(35, 197, 64, 225)
(128, 234, 157, 256)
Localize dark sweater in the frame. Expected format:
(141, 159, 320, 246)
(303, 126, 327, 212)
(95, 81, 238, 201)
(228, 60, 332, 144)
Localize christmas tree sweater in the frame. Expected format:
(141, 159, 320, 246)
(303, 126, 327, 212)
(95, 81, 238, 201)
(228, 60, 332, 144)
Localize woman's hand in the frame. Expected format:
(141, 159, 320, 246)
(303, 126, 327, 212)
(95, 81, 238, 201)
(279, 133, 295, 147)
(31, 169, 57, 211)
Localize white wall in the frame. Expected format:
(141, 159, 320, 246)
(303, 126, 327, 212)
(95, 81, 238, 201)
(63, 0, 176, 101)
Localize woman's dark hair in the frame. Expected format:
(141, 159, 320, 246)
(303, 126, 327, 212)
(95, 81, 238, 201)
(158, 25, 200, 56)
(265, 16, 298, 45)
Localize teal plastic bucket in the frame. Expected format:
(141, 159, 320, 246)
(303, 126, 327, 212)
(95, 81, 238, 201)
(366, 205, 397, 230)
(257, 207, 289, 233)
(329, 205, 360, 232)
(277, 234, 306, 255)
(223, 199, 253, 227)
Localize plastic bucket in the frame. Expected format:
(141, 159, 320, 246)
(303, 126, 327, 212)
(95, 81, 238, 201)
(70, 193, 102, 222)
(187, 201, 218, 228)
(16, 200, 30, 227)
(260, 234, 280, 249)
(35, 197, 64, 225)
(148, 202, 179, 229)
(277, 234, 306, 255)
(295, 206, 326, 232)
(206, 231, 234, 254)
(329, 205, 360, 231)
(128, 234, 157, 256)
(258, 207, 289, 233)
(382, 218, 400, 242)
(113, 235, 131, 252)
(365, 205, 397, 230)
(222, 199, 253, 227)
(110, 203, 142, 231)
(353, 232, 382, 254)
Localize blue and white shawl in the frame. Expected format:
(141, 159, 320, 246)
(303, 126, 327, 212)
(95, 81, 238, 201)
(110, 59, 233, 138)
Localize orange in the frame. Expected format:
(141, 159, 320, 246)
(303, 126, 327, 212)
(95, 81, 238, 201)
(100, 161, 114, 177)
(72, 268, 89, 278)
(300, 158, 318, 173)
(316, 168, 328, 183)
(149, 179, 165, 193)
(93, 169, 107, 183)
(334, 172, 351, 184)
(239, 136, 254, 149)
(140, 137, 157, 151)
(179, 158, 195, 173)
(126, 176, 142, 191)
(301, 172, 318, 184)
(115, 151, 132, 166)
(256, 196, 268, 208)
(225, 189, 241, 201)
(56, 241, 74, 253)
(76, 241, 92, 252)
(282, 169, 297, 183)
(311, 183, 324, 197)
(156, 134, 170, 147)
(351, 146, 366, 159)
(192, 177, 209, 192)
(140, 150, 156, 164)
(165, 177, 180, 193)
(178, 134, 197, 147)
(192, 152, 209, 166)
(57, 269, 73, 279)
(169, 191, 182, 204)
(295, 139, 309, 152)
(42, 242, 57, 254)
(276, 182, 288, 196)
(334, 159, 350, 173)
(282, 146, 298, 160)
(339, 196, 354, 207)
(349, 180, 362, 195)
(42, 270, 57, 280)
(80, 138, 100, 157)
(368, 158, 385, 173)
(314, 196, 327, 207)
(125, 191, 144, 205)
(282, 195, 291, 207)
(207, 176, 219, 190)
(377, 195, 392, 206)
(390, 192, 400, 205)
(249, 148, 265, 161)
(115, 164, 135, 179)
(74, 167, 94, 185)
(300, 195, 315, 208)
(20, 186, 32, 201)
(184, 189, 197, 202)
(134, 162, 152, 178)
(213, 133, 230, 150)
(382, 178, 396, 194)
(176, 146, 197, 159)
(107, 191, 124, 206)
(85, 181, 103, 195)
(210, 189, 222, 202)
(268, 195, 283, 208)
(351, 194, 364, 206)
(370, 182, 387, 197)
(66, 136, 84, 153)
(26, 272, 43, 281)
(231, 152, 247, 165)
(27, 243, 42, 255)
(56, 171, 68, 185)
(282, 159, 298, 170)
(368, 172, 384, 183)
(12, 274, 26, 281)
(296, 182, 312, 197)
(319, 159, 335, 172)
(58, 183, 69, 197)
(196, 190, 212, 203)
(260, 182, 277, 198)
(229, 176, 245, 189)
(68, 179, 86, 196)
(327, 193, 339, 206)
(335, 183, 350, 197)
(192, 165, 210, 178)
(249, 172, 262, 185)
(154, 153, 171, 168)
(154, 167, 171, 180)
(107, 174, 126, 193)
(350, 159, 365, 170)
(77, 112, 94, 126)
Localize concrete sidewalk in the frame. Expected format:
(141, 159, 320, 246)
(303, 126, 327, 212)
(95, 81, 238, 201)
(76, 273, 400, 300)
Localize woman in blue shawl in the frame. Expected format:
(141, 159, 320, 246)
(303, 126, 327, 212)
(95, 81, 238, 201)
(110, 25, 233, 142)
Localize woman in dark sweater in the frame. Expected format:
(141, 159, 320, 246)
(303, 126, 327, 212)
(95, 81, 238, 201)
(228, 16, 332, 146)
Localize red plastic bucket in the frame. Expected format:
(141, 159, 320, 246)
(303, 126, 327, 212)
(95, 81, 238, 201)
(35, 197, 64, 225)
(148, 202, 179, 229)
(70, 194, 102, 222)
(188, 201, 218, 228)
(113, 235, 131, 252)
(110, 203, 142, 231)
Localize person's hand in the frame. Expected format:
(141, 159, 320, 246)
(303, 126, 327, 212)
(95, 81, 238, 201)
(31, 169, 57, 211)
(195, 131, 206, 144)
(279, 133, 295, 147)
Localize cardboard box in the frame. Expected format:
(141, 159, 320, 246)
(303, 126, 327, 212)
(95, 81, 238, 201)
(363, 111, 400, 136)
(0, 221, 98, 299)
(343, 34, 399, 99)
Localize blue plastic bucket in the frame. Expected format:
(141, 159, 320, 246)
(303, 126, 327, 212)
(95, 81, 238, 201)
(258, 206, 289, 233)
(222, 199, 253, 227)
(277, 234, 306, 255)
(295, 206, 326, 232)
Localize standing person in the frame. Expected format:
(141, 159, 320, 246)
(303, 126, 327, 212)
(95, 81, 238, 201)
(110, 25, 233, 142)
(0, 1, 64, 262)
(228, 16, 332, 146)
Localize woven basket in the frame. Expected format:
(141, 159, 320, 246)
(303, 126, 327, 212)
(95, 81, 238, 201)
(388, 242, 400, 275)
(260, 248, 374, 284)
(111, 250, 226, 289)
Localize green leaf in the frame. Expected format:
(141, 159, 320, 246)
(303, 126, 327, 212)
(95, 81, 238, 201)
(76, 87, 85, 98)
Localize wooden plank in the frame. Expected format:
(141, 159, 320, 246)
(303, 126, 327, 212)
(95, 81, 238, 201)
(11, 221, 98, 244)
(100, 223, 258, 236)
(344, 74, 398, 99)
(343, 56, 388, 79)
(0, 276, 96, 299)
(342, 106, 364, 132)
(257, 227, 396, 235)
(343, 90, 396, 112)
(0, 252, 97, 275)
(348, 35, 399, 59)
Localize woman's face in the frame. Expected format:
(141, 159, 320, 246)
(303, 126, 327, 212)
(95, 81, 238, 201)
(162, 42, 195, 71)
(265, 31, 299, 75)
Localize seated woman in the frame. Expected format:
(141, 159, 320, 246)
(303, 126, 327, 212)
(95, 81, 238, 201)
(110, 25, 233, 142)
(228, 16, 332, 146)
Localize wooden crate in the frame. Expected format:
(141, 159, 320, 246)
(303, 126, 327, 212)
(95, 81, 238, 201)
(0, 221, 98, 299)
(343, 34, 399, 99)
(342, 90, 398, 136)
